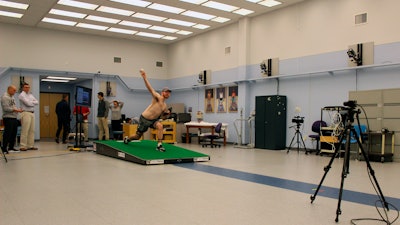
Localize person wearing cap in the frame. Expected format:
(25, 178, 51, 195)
(124, 69, 171, 152)
(97, 92, 110, 140)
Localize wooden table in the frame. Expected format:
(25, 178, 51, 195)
(184, 122, 228, 146)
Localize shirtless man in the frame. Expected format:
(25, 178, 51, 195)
(124, 69, 171, 152)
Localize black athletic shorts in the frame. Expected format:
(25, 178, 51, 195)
(137, 115, 159, 134)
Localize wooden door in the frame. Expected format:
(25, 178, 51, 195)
(40, 93, 65, 138)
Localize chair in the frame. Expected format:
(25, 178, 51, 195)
(308, 120, 328, 153)
(201, 123, 223, 148)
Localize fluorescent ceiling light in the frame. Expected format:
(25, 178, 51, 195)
(132, 12, 166, 22)
(49, 9, 86, 18)
(202, 1, 238, 12)
(97, 6, 134, 16)
(149, 26, 178, 33)
(110, 0, 151, 8)
(77, 23, 108, 30)
(0, 10, 23, 18)
(164, 18, 195, 27)
(192, 24, 209, 29)
(0, 0, 29, 9)
(148, 3, 185, 14)
(108, 27, 137, 35)
(86, 15, 120, 24)
(47, 76, 77, 80)
(57, 0, 98, 10)
(42, 17, 76, 26)
(119, 20, 151, 28)
(233, 8, 254, 16)
(176, 30, 192, 35)
(258, 0, 282, 7)
(246, 0, 262, 3)
(136, 32, 163, 39)
(41, 79, 69, 83)
(182, 10, 215, 20)
(162, 36, 177, 40)
(179, 0, 207, 4)
(211, 17, 230, 23)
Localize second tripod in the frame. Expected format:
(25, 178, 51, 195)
(287, 117, 307, 154)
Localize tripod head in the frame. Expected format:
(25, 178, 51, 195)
(342, 100, 361, 124)
(291, 116, 304, 129)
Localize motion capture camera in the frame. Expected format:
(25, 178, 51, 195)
(292, 116, 304, 124)
(343, 100, 357, 108)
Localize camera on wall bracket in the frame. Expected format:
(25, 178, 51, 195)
(292, 116, 304, 124)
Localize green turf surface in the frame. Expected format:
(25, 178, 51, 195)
(94, 140, 209, 160)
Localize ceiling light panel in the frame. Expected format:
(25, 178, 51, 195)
(258, 0, 282, 7)
(110, 0, 151, 8)
(233, 8, 254, 16)
(77, 22, 108, 30)
(136, 32, 163, 38)
(41, 79, 69, 82)
(42, 17, 76, 26)
(108, 27, 137, 35)
(86, 15, 120, 24)
(162, 36, 177, 40)
(0, 0, 29, 10)
(176, 30, 192, 35)
(132, 12, 166, 22)
(47, 76, 77, 80)
(49, 9, 86, 18)
(211, 17, 230, 23)
(148, 3, 185, 14)
(57, 0, 98, 10)
(192, 24, 209, 29)
(149, 26, 178, 33)
(0, 10, 23, 18)
(164, 18, 195, 27)
(181, 10, 215, 20)
(202, 1, 239, 12)
(97, 6, 134, 16)
(119, 20, 151, 28)
(179, 0, 207, 4)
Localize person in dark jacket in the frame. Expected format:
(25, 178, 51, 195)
(55, 94, 71, 144)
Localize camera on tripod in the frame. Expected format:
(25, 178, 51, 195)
(292, 116, 304, 124)
(343, 100, 357, 108)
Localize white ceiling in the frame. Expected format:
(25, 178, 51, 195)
(0, 0, 305, 45)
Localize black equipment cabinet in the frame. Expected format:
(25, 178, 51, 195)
(255, 95, 287, 150)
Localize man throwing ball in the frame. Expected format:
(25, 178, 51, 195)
(124, 69, 171, 152)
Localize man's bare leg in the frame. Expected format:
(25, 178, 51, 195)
(124, 132, 143, 144)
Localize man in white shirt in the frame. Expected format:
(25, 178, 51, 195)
(18, 83, 39, 151)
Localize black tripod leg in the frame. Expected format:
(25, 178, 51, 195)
(299, 132, 308, 154)
(1, 150, 7, 163)
(287, 131, 297, 153)
(335, 130, 351, 222)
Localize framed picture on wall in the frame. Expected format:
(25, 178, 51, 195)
(216, 87, 227, 113)
(205, 88, 215, 113)
(228, 86, 238, 112)
(100, 81, 116, 97)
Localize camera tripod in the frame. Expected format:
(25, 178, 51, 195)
(287, 122, 307, 154)
(1, 149, 7, 163)
(310, 107, 388, 222)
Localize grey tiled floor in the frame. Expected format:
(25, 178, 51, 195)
(1, 141, 399, 225)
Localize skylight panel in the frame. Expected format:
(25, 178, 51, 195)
(202, 1, 238, 12)
(0, 10, 23, 18)
(179, 0, 207, 4)
(57, 0, 98, 10)
(97, 6, 134, 16)
(182, 10, 215, 20)
(192, 24, 209, 29)
(49, 9, 86, 18)
(86, 15, 120, 24)
(149, 26, 178, 33)
(132, 12, 166, 22)
(136, 32, 164, 39)
(119, 20, 151, 28)
(148, 3, 185, 14)
(211, 17, 230, 23)
(164, 18, 195, 27)
(77, 22, 108, 30)
(233, 8, 254, 16)
(42, 17, 76, 26)
(258, 0, 282, 7)
(110, 0, 151, 8)
(108, 27, 137, 35)
(0, 0, 29, 10)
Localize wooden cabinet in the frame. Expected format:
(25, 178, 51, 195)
(151, 121, 176, 144)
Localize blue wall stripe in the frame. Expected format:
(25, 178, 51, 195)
(175, 163, 400, 208)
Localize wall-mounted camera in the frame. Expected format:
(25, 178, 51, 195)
(260, 58, 279, 77)
(347, 42, 374, 67)
(198, 70, 211, 85)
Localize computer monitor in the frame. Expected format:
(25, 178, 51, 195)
(75, 86, 92, 107)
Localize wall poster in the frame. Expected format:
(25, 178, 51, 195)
(205, 88, 215, 113)
(216, 87, 226, 113)
(228, 86, 238, 112)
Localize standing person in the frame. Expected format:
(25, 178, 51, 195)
(73, 105, 90, 142)
(124, 69, 171, 152)
(109, 100, 124, 138)
(1, 85, 23, 154)
(18, 82, 39, 151)
(55, 94, 71, 144)
(97, 92, 109, 140)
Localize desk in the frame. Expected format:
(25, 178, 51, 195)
(184, 122, 228, 146)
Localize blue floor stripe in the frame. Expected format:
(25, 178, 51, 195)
(175, 163, 400, 208)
